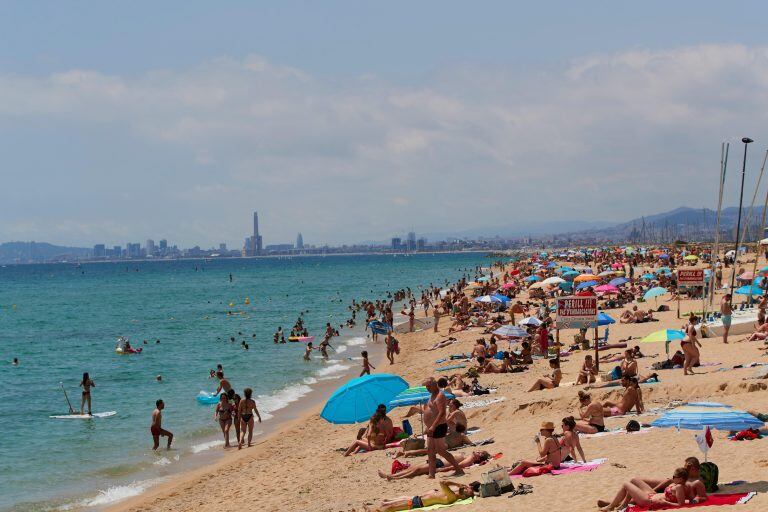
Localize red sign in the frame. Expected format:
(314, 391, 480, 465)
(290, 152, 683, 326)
(556, 296, 598, 329)
(677, 269, 705, 288)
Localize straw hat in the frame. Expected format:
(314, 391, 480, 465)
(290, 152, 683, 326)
(540, 421, 555, 431)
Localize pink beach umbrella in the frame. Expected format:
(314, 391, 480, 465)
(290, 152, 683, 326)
(594, 284, 619, 294)
(611, 263, 623, 269)
(738, 272, 754, 281)
(501, 282, 517, 290)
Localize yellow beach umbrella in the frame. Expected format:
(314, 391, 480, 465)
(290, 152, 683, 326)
(574, 274, 599, 283)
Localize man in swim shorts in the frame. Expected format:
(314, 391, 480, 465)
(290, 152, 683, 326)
(423, 378, 463, 479)
(151, 399, 173, 450)
(721, 294, 732, 344)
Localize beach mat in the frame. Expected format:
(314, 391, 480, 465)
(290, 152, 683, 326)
(626, 492, 755, 511)
(462, 397, 506, 410)
(419, 497, 474, 510)
(581, 427, 654, 439)
(436, 364, 467, 372)
(510, 458, 607, 478)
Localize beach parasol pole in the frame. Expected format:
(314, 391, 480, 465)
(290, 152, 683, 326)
(710, 142, 729, 307)
(729, 138, 753, 311)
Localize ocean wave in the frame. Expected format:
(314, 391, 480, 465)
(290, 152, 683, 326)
(346, 336, 367, 346)
(59, 478, 165, 509)
(335, 345, 348, 354)
(190, 439, 224, 454)
(315, 363, 350, 378)
(256, 382, 314, 419)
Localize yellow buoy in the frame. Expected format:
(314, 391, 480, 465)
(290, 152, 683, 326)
(244, 297, 250, 305)
(229, 302, 234, 308)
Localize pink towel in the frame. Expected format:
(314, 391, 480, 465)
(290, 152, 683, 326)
(509, 459, 606, 478)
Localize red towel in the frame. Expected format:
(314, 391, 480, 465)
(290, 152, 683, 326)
(626, 493, 752, 511)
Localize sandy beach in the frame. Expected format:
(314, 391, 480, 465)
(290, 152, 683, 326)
(109, 262, 768, 512)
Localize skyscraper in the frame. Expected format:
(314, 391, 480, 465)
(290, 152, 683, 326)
(251, 211, 263, 256)
(407, 231, 416, 251)
(296, 232, 304, 250)
(146, 239, 156, 257)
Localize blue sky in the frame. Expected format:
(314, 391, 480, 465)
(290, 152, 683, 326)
(2, 1, 768, 247)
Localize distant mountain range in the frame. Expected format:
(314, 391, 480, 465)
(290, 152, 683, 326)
(0, 241, 91, 264)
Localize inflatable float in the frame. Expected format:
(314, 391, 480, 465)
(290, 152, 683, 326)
(115, 336, 142, 354)
(288, 336, 314, 343)
(196, 391, 222, 404)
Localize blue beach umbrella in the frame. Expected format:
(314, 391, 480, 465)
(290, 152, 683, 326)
(590, 312, 616, 327)
(321, 374, 408, 424)
(609, 277, 630, 287)
(651, 402, 764, 431)
(576, 280, 598, 290)
(735, 285, 765, 296)
(493, 325, 529, 338)
(559, 281, 573, 292)
(524, 275, 541, 282)
(641, 273, 656, 280)
(656, 267, 671, 274)
(475, 294, 503, 304)
(546, 261, 557, 268)
(643, 287, 667, 301)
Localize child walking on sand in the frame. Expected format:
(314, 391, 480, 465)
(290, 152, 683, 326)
(361, 351, 375, 376)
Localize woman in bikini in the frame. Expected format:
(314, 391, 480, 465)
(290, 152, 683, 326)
(214, 392, 234, 448)
(576, 355, 598, 384)
(446, 399, 467, 434)
(599, 467, 693, 511)
(238, 387, 262, 449)
(528, 359, 561, 392)
(508, 422, 562, 476)
(681, 315, 701, 376)
(575, 391, 606, 434)
(560, 416, 587, 463)
(364, 481, 478, 512)
(79, 372, 95, 415)
(344, 410, 387, 456)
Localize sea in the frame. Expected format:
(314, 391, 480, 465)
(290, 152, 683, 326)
(0, 252, 488, 511)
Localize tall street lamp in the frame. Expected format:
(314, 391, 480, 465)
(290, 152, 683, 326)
(729, 137, 754, 308)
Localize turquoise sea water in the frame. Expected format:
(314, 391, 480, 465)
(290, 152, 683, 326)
(0, 253, 486, 511)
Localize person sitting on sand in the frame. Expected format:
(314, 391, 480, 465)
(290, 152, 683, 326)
(602, 377, 643, 416)
(476, 356, 502, 374)
(575, 390, 605, 433)
(378, 451, 490, 480)
(345, 408, 390, 456)
(560, 416, 587, 463)
(471, 339, 486, 359)
(576, 355, 598, 385)
(528, 359, 561, 392)
(519, 341, 533, 364)
(508, 421, 562, 475)
(598, 467, 702, 511)
(364, 480, 479, 512)
(447, 399, 467, 433)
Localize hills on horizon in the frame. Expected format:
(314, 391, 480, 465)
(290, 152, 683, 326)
(1, 205, 765, 264)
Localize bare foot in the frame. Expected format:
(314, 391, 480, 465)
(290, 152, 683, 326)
(597, 500, 610, 507)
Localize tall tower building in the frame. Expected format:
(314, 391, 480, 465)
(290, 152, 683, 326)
(296, 232, 304, 250)
(251, 211, 263, 256)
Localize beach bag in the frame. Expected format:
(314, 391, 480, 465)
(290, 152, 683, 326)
(479, 481, 500, 498)
(402, 437, 425, 451)
(402, 419, 413, 437)
(609, 366, 622, 381)
(700, 462, 719, 493)
(482, 466, 513, 489)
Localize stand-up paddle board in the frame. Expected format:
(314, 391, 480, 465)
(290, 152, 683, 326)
(50, 411, 117, 419)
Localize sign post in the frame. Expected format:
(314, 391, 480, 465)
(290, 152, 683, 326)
(556, 296, 598, 369)
(677, 269, 705, 319)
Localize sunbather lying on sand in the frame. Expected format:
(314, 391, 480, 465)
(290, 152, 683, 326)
(378, 451, 490, 480)
(597, 461, 707, 511)
(425, 338, 458, 351)
(364, 480, 479, 512)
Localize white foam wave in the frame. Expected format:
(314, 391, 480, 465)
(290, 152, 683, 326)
(316, 363, 350, 377)
(190, 439, 224, 453)
(303, 377, 318, 385)
(59, 479, 165, 509)
(335, 345, 348, 354)
(256, 382, 314, 418)
(153, 457, 171, 466)
(346, 336, 367, 346)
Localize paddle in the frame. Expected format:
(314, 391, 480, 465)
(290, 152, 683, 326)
(60, 382, 75, 414)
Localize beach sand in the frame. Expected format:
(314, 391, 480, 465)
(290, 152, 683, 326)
(110, 273, 768, 512)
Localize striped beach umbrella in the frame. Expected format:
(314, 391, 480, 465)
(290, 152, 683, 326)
(652, 402, 764, 431)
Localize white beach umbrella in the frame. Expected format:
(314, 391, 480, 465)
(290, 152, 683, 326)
(542, 276, 565, 285)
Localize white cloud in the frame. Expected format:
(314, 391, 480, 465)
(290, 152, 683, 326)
(0, 43, 767, 246)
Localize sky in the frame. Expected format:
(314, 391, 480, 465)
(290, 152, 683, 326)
(2, 1, 768, 248)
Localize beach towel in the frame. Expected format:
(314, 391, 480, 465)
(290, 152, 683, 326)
(510, 458, 607, 478)
(420, 497, 474, 510)
(436, 364, 467, 372)
(462, 397, 506, 410)
(581, 427, 654, 439)
(625, 492, 755, 511)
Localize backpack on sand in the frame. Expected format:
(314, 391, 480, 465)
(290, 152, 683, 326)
(700, 462, 719, 493)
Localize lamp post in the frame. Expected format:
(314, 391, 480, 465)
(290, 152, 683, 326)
(729, 137, 753, 309)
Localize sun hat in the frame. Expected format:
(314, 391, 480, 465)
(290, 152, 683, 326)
(540, 421, 555, 430)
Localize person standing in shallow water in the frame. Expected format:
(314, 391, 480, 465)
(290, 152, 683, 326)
(151, 399, 173, 450)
